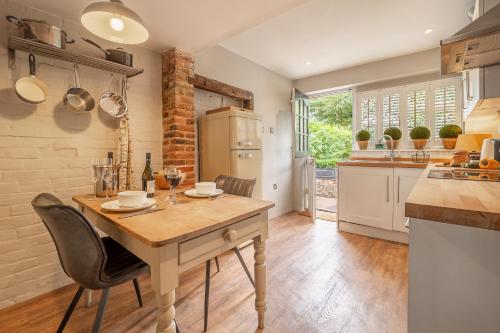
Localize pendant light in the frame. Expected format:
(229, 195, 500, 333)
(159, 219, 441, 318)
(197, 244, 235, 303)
(81, 0, 149, 44)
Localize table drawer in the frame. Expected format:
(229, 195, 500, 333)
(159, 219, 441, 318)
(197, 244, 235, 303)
(178, 213, 263, 270)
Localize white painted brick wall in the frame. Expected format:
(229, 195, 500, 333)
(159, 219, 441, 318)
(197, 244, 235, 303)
(0, 0, 163, 309)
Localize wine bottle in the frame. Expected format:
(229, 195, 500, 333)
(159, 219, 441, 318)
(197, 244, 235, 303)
(142, 153, 155, 198)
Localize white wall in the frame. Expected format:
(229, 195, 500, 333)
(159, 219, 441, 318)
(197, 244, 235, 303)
(0, 1, 162, 309)
(294, 48, 442, 94)
(194, 46, 294, 218)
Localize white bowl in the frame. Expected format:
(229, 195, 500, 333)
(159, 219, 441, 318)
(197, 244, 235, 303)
(117, 191, 147, 207)
(195, 182, 216, 195)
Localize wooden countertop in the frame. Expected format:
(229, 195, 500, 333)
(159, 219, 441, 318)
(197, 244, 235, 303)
(73, 191, 275, 247)
(337, 160, 428, 168)
(405, 165, 500, 231)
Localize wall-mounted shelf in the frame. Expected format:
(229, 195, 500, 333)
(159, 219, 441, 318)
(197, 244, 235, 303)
(7, 36, 144, 78)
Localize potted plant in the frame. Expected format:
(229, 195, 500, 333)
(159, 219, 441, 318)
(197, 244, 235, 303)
(439, 124, 462, 149)
(410, 126, 431, 149)
(383, 127, 402, 149)
(355, 129, 370, 150)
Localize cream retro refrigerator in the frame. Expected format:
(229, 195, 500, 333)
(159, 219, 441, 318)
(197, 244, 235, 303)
(199, 106, 263, 198)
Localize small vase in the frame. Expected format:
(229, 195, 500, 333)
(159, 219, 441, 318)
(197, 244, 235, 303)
(357, 140, 369, 150)
(385, 139, 400, 150)
(442, 138, 457, 149)
(412, 139, 428, 150)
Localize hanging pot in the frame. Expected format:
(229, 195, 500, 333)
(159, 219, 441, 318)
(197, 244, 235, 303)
(81, 37, 133, 66)
(99, 74, 128, 118)
(6, 15, 74, 49)
(63, 63, 95, 112)
(15, 53, 48, 104)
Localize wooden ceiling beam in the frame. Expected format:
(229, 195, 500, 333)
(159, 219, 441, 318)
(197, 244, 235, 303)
(189, 73, 254, 110)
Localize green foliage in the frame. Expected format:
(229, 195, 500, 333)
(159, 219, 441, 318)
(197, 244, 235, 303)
(356, 129, 370, 141)
(410, 126, 431, 139)
(384, 127, 402, 140)
(439, 124, 462, 138)
(309, 121, 352, 168)
(309, 92, 352, 127)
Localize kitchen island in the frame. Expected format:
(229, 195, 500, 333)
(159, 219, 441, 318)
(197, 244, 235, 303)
(405, 165, 500, 333)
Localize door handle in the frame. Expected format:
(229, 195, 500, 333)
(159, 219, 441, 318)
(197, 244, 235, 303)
(237, 140, 252, 146)
(397, 176, 400, 203)
(404, 218, 410, 229)
(238, 153, 253, 159)
(466, 71, 473, 101)
(386, 175, 390, 202)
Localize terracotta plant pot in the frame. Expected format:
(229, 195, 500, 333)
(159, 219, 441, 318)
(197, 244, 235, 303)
(357, 140, 369, 150)
(412, 139, 428, 150)
(385, 139, 400, 150)
(442, 138, 457, 149)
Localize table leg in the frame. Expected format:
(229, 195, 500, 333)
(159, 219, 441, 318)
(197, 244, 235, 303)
(254, 236, 267, 329)
(154, 289, 177, 333)
(85, 289, 92, 307)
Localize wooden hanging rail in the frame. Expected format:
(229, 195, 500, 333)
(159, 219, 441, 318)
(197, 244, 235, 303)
(7, 36, 144, 78)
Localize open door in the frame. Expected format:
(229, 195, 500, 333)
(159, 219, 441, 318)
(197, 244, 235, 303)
(292, 89, 316, 222)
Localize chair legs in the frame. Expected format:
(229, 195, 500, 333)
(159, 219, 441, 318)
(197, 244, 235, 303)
(204, 259, 211, 332)
(214, 256, 220, 273)
(57, 286, 85, 333)
(92, 288, 110, 333)
(132, 278, 143, 307)
(233, 247, 255, 287)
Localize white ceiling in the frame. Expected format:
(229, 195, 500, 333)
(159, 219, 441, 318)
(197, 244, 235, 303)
(220, 0, 475, 79)
(17, 0, 309, 52)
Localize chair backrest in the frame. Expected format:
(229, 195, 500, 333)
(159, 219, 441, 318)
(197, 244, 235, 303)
(31, 193, 107, 289)
(214, 175, 256, 198)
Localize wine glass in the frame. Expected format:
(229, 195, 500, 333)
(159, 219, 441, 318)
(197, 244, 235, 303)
(165, 166, 182, 204)
(89, 158, 101, 200)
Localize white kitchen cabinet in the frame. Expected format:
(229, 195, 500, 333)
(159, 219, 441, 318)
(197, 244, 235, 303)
(392, 168, 424, 233)
(338, 166, 394, 230)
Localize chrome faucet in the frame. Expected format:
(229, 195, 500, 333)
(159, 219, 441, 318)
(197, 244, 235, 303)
(380, 135, 395, 161)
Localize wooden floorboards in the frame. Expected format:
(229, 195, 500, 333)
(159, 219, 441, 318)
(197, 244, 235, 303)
(0, 213, 408, 333)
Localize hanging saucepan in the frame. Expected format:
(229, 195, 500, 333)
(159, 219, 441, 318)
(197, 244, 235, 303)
(6, 16, 74, 49)
(15, 53, 48, 104)
(81, 37, 133, 67)
(99, 74, 127, 118)
(63, 63, 95, 112)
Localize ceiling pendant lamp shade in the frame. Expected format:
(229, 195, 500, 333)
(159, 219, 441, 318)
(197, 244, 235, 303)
(81, 0, 149, 44)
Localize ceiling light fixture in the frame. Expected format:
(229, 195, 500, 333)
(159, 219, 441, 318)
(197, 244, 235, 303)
(305, 61, 312, 66)
(424, 28, 433, 34)
(81, 0, 149, 44)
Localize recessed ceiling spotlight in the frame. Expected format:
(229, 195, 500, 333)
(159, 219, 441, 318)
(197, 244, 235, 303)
(424, 28, 433, 34)
(305, 61, 312, 66)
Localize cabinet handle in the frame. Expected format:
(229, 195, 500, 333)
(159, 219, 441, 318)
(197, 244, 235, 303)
(386, 175, 389, 202)
(397, 176, 400, 203)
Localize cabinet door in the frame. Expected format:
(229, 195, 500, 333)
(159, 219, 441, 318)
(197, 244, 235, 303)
(393, 168, 423, 233)
(338, 166, 394, 230)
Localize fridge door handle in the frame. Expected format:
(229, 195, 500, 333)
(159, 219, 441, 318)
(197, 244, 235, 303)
(238, 153, 253, 159)
(237, 140, 252, 147)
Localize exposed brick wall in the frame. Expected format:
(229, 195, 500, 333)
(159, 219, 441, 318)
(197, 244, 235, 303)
(0, 1, 163, 309)
(162, 48, 196, 185)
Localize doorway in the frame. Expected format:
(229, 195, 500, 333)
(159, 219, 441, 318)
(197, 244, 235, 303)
(308, 91, 353, 222)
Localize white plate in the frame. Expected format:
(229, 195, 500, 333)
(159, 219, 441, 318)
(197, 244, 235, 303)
(183, 188, 223, 198)
(101, 198, 157, 212)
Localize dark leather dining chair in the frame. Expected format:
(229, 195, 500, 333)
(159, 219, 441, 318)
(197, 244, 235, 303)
(203, 175, 257, 332)
(31, 193, 180, 333)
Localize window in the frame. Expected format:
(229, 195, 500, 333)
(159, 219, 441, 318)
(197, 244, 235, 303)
(355, 77, 461, 148)
(382, 93, 400, 130)
(360, 97, 376, 139)
(295, 98, 310, 156)
(407, 90, 426, 132)
(433, 86, 457, 138)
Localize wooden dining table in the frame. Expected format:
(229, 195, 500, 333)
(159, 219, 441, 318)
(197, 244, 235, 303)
(73, 190, 274, 333)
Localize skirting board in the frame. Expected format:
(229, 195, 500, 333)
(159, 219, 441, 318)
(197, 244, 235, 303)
(338, 221, 408, 244)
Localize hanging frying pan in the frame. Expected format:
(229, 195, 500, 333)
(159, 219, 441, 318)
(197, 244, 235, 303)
(15, 53, 48, 104)
(63, 63, 95, 112)
(99, 74, 127, 118)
